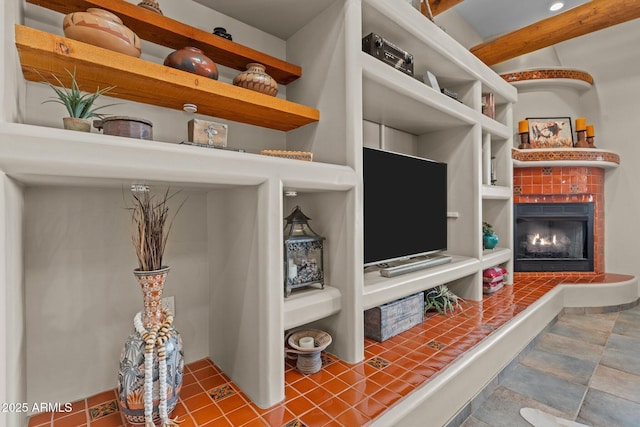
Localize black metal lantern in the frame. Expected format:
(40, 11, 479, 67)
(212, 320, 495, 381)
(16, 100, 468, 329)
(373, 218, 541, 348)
(283, 206, 325, 297)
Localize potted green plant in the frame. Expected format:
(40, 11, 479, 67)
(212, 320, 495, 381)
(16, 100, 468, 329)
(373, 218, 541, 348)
(424, 285, 465, 316)
(483, 221, 499, 250)
(40, 67, 117, 132)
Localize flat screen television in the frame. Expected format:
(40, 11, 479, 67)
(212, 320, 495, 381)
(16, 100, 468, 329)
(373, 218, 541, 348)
(363, 147, 447, 267)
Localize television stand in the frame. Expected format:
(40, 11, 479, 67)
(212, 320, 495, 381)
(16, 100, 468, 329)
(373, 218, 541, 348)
(379, 254, 453, 278)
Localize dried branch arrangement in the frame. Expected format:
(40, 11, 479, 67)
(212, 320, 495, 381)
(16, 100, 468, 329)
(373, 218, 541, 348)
(128, 188, 183, 272)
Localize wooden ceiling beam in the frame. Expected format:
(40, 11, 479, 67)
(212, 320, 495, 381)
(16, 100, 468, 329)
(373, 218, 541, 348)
(470, 0, 640, 66)
(425, 0, 465, 16)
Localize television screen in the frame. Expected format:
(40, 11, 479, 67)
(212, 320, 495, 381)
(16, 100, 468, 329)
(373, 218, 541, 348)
(363, 147, 447, 266)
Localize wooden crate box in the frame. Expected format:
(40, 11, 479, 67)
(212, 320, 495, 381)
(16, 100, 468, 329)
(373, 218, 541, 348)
(364, 292, 424, 342)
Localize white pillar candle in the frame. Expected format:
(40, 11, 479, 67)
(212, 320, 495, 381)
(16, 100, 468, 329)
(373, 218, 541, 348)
(288, 260, 298, 278)
(298, 336, 315, 349)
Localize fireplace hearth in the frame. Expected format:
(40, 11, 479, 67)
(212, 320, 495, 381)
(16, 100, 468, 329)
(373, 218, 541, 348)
(515, 203, 594, 272)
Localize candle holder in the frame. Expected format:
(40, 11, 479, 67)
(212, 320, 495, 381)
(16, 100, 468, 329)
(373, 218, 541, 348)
(285, 329, 332, 375)
(586, 124, 596, 148)
(575, 129, 589, 148)
(518, 132, 531, 149)
(283, 206, 325, 297)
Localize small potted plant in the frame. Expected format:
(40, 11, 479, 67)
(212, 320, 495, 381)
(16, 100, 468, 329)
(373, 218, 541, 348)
(424, 285, 465, 316)
(40, 67, 117, 132)
(483, 221, 499, 250)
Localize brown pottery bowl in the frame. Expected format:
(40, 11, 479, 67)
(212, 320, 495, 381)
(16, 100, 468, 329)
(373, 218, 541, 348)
(63, 8, 141, 57)
(163, 47, 218, 80)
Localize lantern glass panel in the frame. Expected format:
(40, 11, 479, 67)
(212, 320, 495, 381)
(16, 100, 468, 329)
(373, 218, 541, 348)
(284, 206, 325, 297)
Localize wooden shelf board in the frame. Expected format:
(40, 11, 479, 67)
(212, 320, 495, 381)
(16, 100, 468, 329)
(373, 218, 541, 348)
(26, 0, 302, 84)
(16, 25, 319, 132)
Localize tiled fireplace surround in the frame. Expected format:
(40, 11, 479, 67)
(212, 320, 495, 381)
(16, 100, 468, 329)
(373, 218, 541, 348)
(513, 165, 605, 274)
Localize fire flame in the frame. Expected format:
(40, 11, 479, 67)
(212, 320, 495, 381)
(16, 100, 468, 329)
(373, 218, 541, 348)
(531, 233, 558, 246)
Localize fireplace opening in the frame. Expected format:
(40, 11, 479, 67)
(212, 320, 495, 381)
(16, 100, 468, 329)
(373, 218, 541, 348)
(514, 203, 594, 272)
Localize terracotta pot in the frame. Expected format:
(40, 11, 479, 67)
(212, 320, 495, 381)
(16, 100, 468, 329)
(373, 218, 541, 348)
(63, 8, 141, 57)
(62, 117, 91, 132)
(163, 47, 218, 80)
(233, 63, 278, 96)
(93, 116, 153, 140)
(117, 268, 184, 425)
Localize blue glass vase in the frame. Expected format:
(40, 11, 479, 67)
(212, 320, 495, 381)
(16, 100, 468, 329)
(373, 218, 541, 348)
(483, 233, 499, 250)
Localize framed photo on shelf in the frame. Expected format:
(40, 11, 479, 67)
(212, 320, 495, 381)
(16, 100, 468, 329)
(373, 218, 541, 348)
(527, 117, 574, 148)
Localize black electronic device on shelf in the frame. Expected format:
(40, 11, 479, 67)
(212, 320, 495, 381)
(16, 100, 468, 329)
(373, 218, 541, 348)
(362, 32, 414, 77)
(363, 147, 448, 270)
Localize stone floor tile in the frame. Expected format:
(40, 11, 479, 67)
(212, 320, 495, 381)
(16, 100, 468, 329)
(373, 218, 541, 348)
(558, 313, 618, 333)
(590, 365, 640, 404)
(612, 318, 640, 340)
(617, 309, 640, 324)
(534, 333, 604, 363)
(520, 349, 597, 386)
(459, 416, 493, 427)
(578, 388, 640, 427)
(625, 305, 640, 314)
(471, 386, 571, 427)
(606, 333, 640, 355)
(550, 321, 611, 346)
(462, 305, 640, 427)
(500, 365, 587, 416)
(600, 346, 640, 377)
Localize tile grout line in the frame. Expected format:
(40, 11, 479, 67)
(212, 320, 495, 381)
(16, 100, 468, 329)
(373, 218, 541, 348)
(568, 310, 619, 421)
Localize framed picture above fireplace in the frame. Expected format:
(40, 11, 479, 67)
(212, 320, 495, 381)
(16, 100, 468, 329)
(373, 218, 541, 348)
(527, 117, 573, 148)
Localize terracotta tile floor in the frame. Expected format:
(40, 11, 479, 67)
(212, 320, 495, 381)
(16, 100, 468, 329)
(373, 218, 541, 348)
(28, 273, 633, 427)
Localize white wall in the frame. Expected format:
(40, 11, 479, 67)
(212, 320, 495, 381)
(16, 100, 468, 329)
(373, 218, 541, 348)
(0, 0, 23, 123)
(0, 175, 26, 427)
(1, 1, 26, 425)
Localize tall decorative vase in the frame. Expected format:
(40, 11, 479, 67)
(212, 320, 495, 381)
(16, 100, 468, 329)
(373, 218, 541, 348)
(118, 267, 184, 426)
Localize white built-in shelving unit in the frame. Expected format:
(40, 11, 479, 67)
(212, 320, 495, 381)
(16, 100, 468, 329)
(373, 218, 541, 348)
(0, 0, 515, 424)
